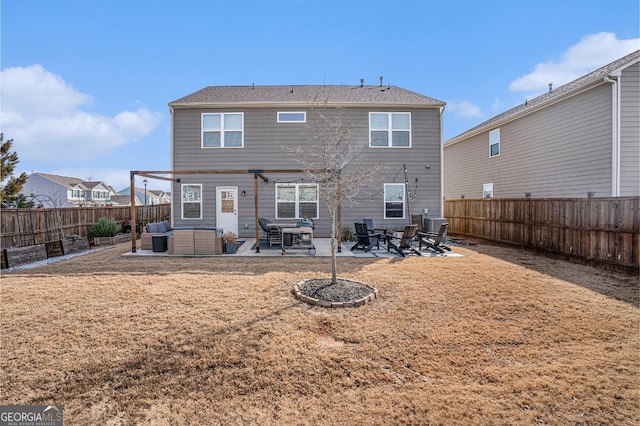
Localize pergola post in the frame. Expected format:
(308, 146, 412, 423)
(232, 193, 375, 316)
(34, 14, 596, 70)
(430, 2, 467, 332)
(130, 171, 137, 253)
(253, 172, 260, 253)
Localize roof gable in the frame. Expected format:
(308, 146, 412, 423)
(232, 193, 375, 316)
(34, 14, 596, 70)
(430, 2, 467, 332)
(35, 172, 85, 188)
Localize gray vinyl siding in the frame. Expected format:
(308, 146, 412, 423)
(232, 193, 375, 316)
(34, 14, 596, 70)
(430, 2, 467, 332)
(444, 84, 613, 199)
(619, 62, 640, 196)
(172, 106, 442, 237)
(21, 175, 73, 208)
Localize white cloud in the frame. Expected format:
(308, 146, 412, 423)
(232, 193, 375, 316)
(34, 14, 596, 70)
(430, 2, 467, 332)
(0, 65, 163, 162)
(446, 100, 482, 118)
(509, 32, 640, 95)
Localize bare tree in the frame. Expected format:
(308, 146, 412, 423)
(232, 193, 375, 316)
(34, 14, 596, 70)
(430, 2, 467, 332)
(290, 103, 383, 284)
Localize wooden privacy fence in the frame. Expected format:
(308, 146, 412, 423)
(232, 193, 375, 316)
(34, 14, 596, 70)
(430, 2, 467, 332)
(0, 204, 171, 249)
(444, 197, 639, 273)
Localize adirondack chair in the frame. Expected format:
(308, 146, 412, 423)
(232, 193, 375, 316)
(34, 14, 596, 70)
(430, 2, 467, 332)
(386, 224, 421, 257)
(351, 222, 383, 252)
(363, 218, 387, 237)
(418, 223, 451, 254)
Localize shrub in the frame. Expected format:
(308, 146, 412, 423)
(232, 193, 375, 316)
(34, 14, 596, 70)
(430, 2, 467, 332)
(222, 231, 238, 243)
(89, 218, 121, 238)
(341, 226, 353, 242)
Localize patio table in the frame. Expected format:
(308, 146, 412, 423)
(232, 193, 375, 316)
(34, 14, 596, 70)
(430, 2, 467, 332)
(281, 226, 315, 255)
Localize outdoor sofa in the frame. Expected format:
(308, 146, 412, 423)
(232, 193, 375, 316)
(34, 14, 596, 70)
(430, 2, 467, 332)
(140, 220, 173, 250)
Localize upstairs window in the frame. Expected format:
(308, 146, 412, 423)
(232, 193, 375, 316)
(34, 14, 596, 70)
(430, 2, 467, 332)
(277, 112, 306, 123)
(370, 112, 411, 147)
(384, 183, 405, 219)
(489, 128, 500, 157)
(202, 113, 244, 148)
(276, 184, 318, 219)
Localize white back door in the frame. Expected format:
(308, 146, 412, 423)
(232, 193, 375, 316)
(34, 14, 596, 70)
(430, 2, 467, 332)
(216, 187, 238, 235)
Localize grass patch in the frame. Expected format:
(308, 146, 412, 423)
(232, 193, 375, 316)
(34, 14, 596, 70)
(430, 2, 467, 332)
(1, 243, 638, 424)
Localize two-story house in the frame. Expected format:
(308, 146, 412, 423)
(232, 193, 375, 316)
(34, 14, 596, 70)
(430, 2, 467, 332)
(168, 84, 445, 238)
(443, 50, 640, 199)
(21, 172, 116, 207)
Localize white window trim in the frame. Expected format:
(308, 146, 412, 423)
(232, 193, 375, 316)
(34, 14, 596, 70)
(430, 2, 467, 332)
(483, 183, 494, 198)
(181, 184, 203, 220)
(369, 112, 412, 148)
(277, 111, 306, 123)
(275, 183, 319, 219)
(383, 183, 406, 219)
(489, 128, 500, 158)
(201, 112, 244, 148)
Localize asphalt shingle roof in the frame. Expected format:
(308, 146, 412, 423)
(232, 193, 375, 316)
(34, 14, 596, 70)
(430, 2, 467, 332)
(37, 173, 85, 188)
(446, 50, 640, 144)
(170, 85, 445, 107)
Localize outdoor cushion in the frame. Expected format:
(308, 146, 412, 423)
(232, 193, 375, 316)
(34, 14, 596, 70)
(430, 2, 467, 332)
(160, 220, 172, 232)
(146, 223, 159, 233)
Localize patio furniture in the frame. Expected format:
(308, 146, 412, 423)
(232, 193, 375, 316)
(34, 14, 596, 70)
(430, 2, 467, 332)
(281, 226, 315, 255)
(363, 218, 387, 237)
(141, 220, 173, 250)
(265, 222, 297, 247)
(351, 222, 382, 252)
(386, 225, 421, 257)
(152, 235, 168, 252)
(258, 217, 271, 241)
(418, 223, 451, 254)
(267, 224, 283, 246)
(172, 228, 222, 255)
(411, 214, 424, 232)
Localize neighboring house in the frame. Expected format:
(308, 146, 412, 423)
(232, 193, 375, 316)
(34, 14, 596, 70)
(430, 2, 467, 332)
(148, 190, 171, 205)
(110, 194, 142, 206)
(168, 84, 446, 237)
(21, 173, 116, 207)
(82, 181, 114, 206)
(444, 50, 640, 199)
(118, 187, 170, 205)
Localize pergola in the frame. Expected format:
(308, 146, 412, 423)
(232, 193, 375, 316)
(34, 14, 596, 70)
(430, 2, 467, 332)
(129, 169, 342, 253)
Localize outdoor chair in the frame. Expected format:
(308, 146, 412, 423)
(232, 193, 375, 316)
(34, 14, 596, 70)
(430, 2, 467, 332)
(351, 222, 383, 252)
(418, 223, 451, 254)
(363, 218, 387, 237)
(386, 224, 421, 257)
(268, 226, 282, 247)
(258, 217, 271, 240)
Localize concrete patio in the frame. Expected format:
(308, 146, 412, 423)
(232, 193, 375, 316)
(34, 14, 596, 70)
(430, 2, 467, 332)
(121, 238, 462, 258)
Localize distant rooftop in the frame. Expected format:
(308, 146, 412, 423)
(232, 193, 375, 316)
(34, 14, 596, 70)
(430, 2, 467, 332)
(445, 50, 640, 145)
(170, 84, 445, 108)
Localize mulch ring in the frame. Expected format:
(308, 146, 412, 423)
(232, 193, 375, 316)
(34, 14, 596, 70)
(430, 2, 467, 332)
(293, 277, 378, 308)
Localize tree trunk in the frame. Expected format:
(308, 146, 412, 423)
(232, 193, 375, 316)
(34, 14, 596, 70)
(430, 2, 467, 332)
(329, 208, 338, 284)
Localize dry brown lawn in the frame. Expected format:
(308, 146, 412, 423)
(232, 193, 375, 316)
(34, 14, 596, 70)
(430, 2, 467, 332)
(1, 242, 638, 425)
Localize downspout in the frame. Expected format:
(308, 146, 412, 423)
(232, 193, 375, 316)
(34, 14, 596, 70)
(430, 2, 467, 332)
(439, 105, 445, 217)
(604, 75, 620, 197)
(169, 105, 176, 224)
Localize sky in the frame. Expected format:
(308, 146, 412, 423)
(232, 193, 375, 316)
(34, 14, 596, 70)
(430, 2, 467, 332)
(1, 0, 639, 193)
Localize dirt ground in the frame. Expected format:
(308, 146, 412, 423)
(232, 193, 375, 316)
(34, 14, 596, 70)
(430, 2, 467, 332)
(1, 242, 638, 425)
